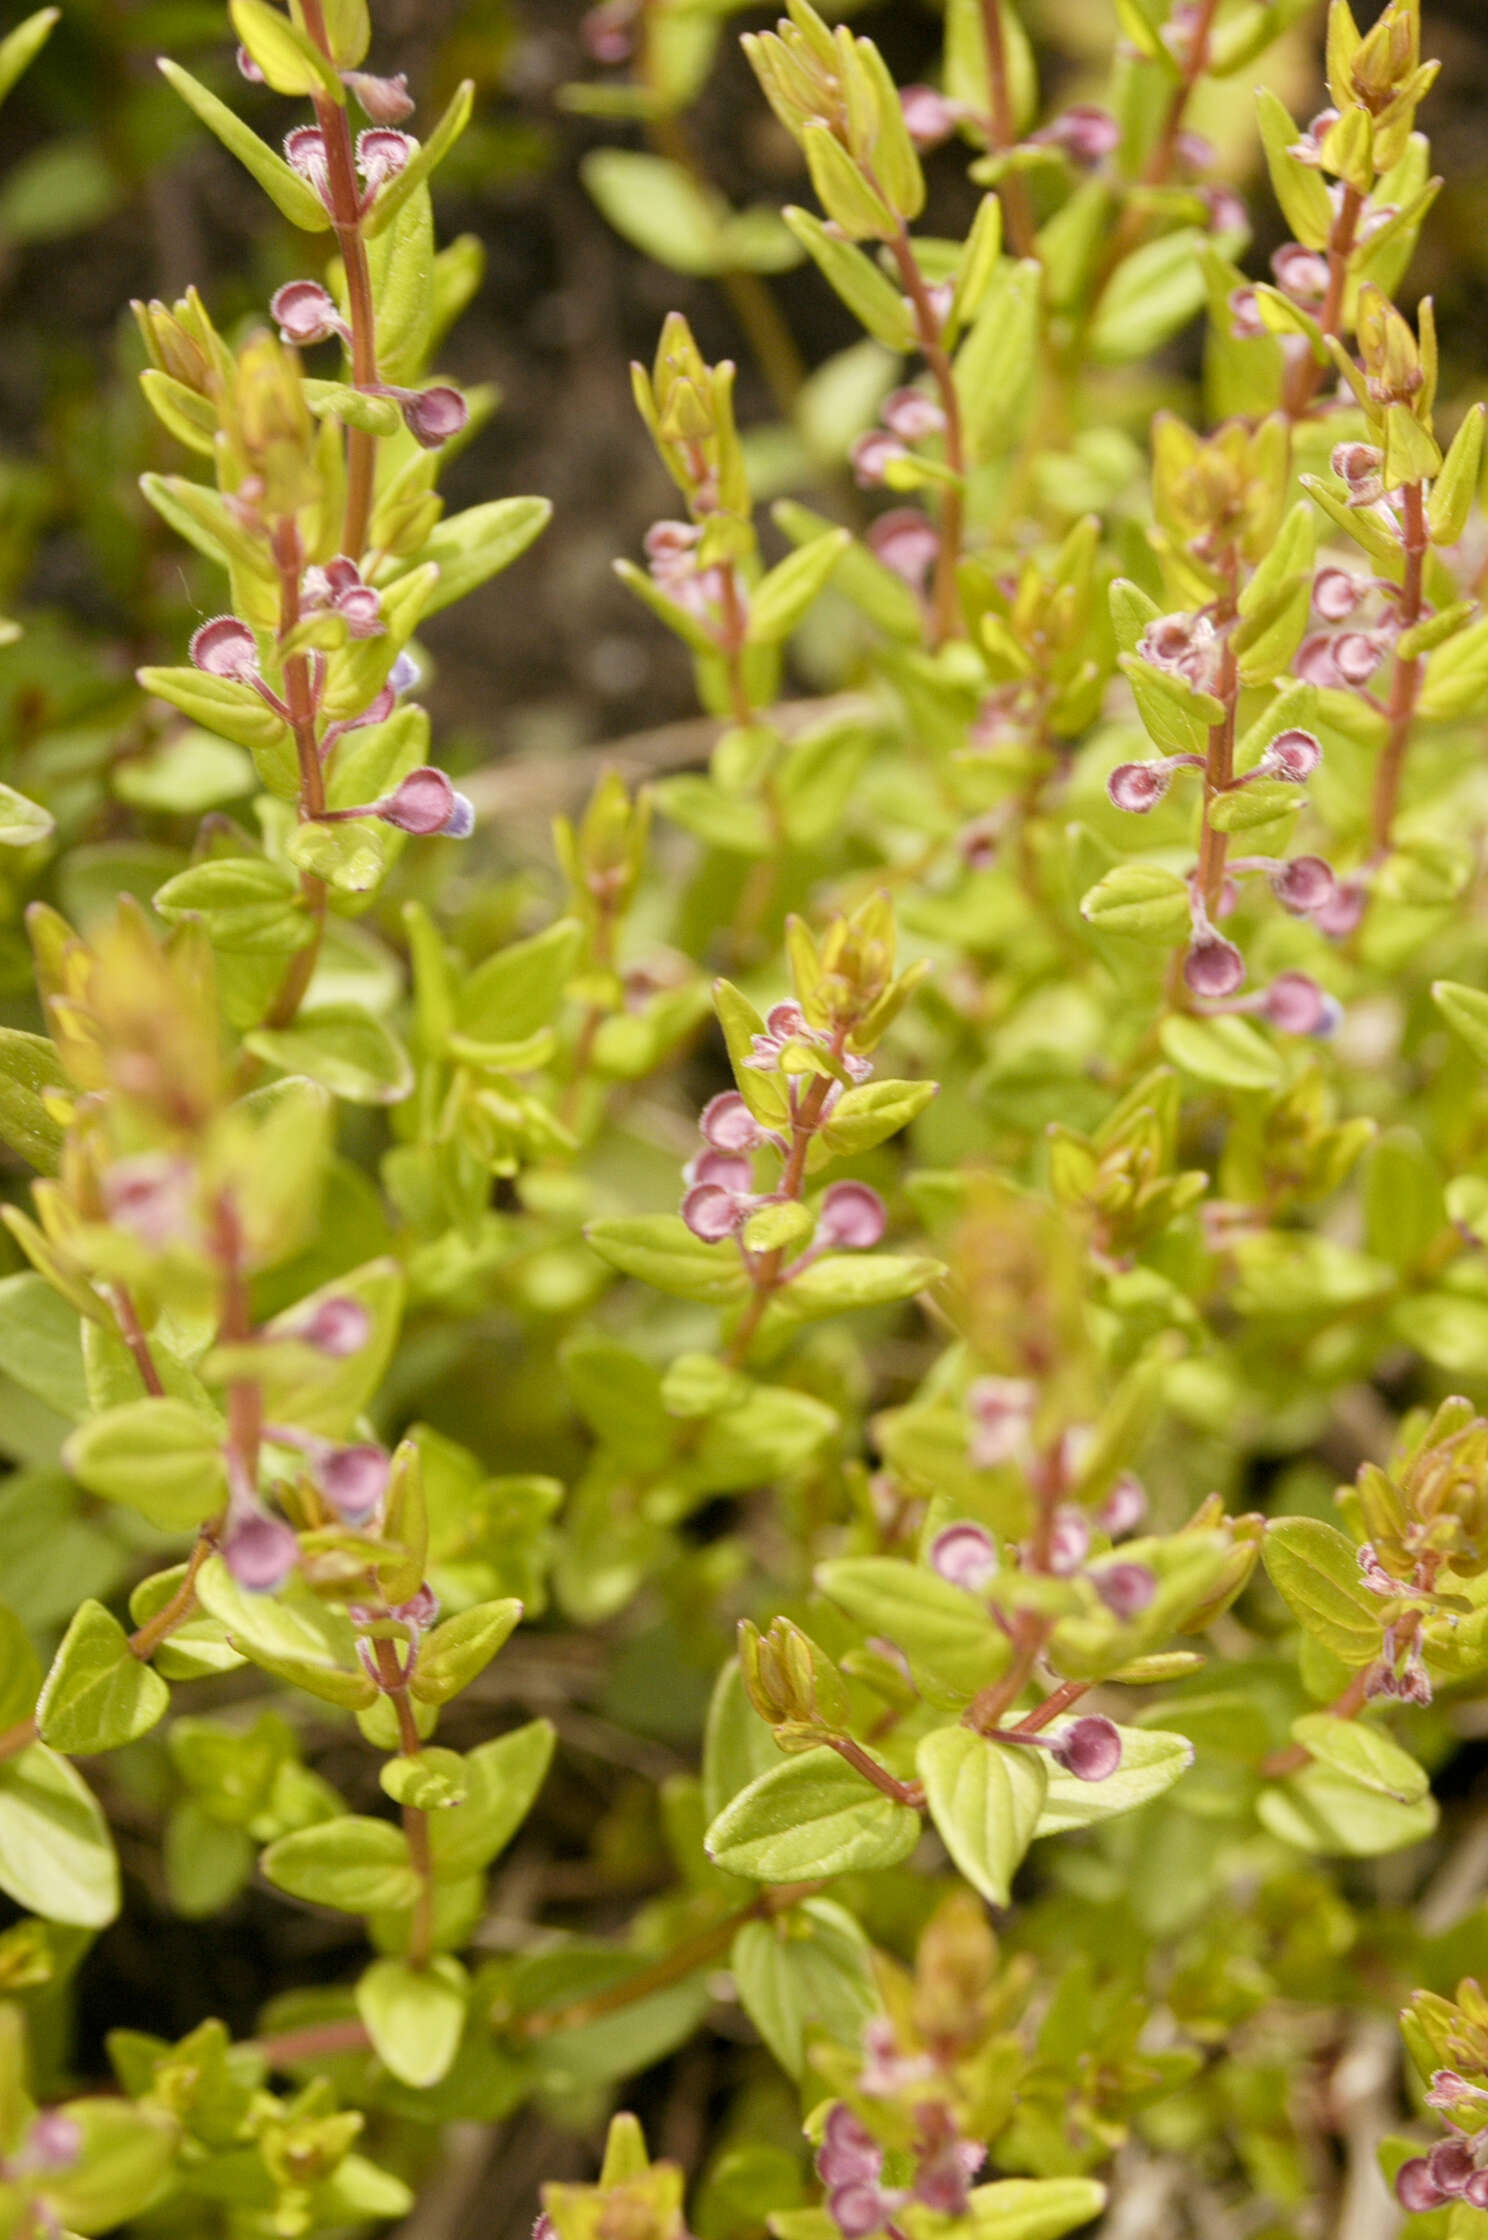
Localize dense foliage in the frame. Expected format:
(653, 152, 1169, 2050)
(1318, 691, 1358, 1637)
(6, 0, 1488, 2234)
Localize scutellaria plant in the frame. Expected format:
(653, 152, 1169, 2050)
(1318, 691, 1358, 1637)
(6, 0, 1488, 2234)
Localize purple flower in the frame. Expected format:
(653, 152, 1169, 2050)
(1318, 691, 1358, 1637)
(1313, 567, 1365, 622)
(356, 128, 414, 192)
(682, 1181, 750, 1242)
(1138, 611, 1220, 692)
(377, 767, 470, 837)
(284, 126, 332, 205)
(1050, 1715, 1123, 1782)
(1396, 2158, 1449, 2212)
(224, 1506, 299, 1593)
(399, 384, 469, 449)
(1099, 1474, 1147, 1537)
(818, 1181, 886, 1251)
(318, 1442, 391, 1522)
(699, 1091, 764, 1154)
(1108, 760, 1174, 813)
(1229, 286, 1266, 342)
(882, 387, 945, 443)
(1184, 932, 1245, 999)
(1332, 440, 1385, 507)
(1313, 876, 1368, 938)
(931, 1521, 999, 1594)
(1271, 242, 1330, 304)
(303, 555, 384, 639)
(1262, 726, 1322, 781)
(1092, 1562, 1156, 1619)
(190, 614, 259, 682)
(272, 278, 349, 348)
(1429, 2138, 1476, 2195)
(343, 70, 415, 124)
(1263, 972, 1339, 1037)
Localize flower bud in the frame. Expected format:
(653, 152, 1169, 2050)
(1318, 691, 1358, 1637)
(931, 1522, 999, 1594)
(1263, 972, 1338, 1037)
(1099, 1473, 1147, 1537)
(271, 278, 345, 347)
(580, 2, 634, 65)
(342, 70, 415, 124)
(1313, 877, 1368, 938)
(967, 1375, 1037, 1468)
(1396, 2159, 1449, 2212)
(899, 85, 960, 150)
(356, 128, 414, 190)
(319, 1442, 391, 1522)
(685, 1148, 754, 1194)
(882, 387, 945, 442)
(1107, 760, 1171, 813)
(818, 1180, 887, 1250)
(103, 1154, 196, 1248)
(851, 430, 907, 489)
(1050, 1715, 1123, 1782)
(700, 1091, 763, 1154)
(829, 2183, 892, 2239)
(377, 767, 460, 836)
(1313, 567, 1364, 623)
(1229, 286, 1266, 341)
(390, 650, 422, 699)
(24, 2112, 82, 2174)
(1092, 1562, 1156, 1618)
(441, 793, 476, 839)
(1046, 1504, 1091, 1577)
(225, 1507, 299, 1592)
(237, 43, 266, 82)
(190, 615, 259, 682)
(1271, 855, 1336, 914)
(400, 384, 469, 449)
(1184, 933, 1245, 999)
(1263, 727, 1322, 782)
(868, 508, 939, 591)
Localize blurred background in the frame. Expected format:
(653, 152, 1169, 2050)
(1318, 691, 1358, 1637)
(0, 2, 1485, 2230)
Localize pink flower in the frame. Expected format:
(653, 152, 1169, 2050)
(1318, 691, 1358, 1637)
(581, 2, 636, 65)
(103, 1154, 196, 1248)
(818, 2107, 881, 2190)
(295, 1295, 372, 1357)
(1313, 876, 1368, 937)
(968, 1375, 1037, 1468)
(271, 278, 348, 348)
(931, 1522, 999, 1594)
(683, 1148, 754, 1194)
(1107, 760, 1171, 813)
(19, 2112, 82, 2175)
(851, 430, 908, 489)
(1332, 440, 1385, 507)
(1270, 855, 1336, 914)
(1092, 1562, 1156, 1618)
(1046, 1504, 1091, 1578)
(190, 615, 259, 682)
(699, 1092, 764, 1154)
(682, 1181, 750, 1242)
(867, 508, 939, 591)
(1262, 726, 1322, 781)
(1271, 242, 1330, 304)
(882, 387, 945, 442)
(1396, 2159, 1449, 2212)
(1333, 630, 1385, 686)
(1289, 108, 1339, 165)
(1263, 972, 1339, 1037)
(1138, 611, 1220, 692)
(356, 128, 414, 192)
(817, 1181, 886, 1250)
(224, 1506, 299, 1592)
(1184, 932, 1245, 999)
(303, 555, 384, 639)
(1313, 567, 1364, 622)
(744, 1000, 818, 1073)
(399, 384, 468, 449)
(317, 1442, 390, 1522)
(1050, 1715, 1123, 1781)
(1229, 286, 1266, 341)
(1099, 1474, 1147, 1537)
(899, 85, 961, 150)
(283, 126, 332, 205)
(377, 767, 474, 837)
(343, 70, 415, 124)
(1037, 105, 1120, 164)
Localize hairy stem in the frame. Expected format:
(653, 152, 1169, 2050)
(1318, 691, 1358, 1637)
(826, 1732, 925, 1808)
(1370, 479, 1428, 852)
(886, 228, 966, 646)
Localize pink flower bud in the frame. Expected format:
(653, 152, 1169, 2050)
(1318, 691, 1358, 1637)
(700, 1092, 763, 1154)
(24, 2112, 82, 2174)
(819, 2106, 882, 2189)
(1263, 726, 1322, 781)
(1046, 1504, 1091, 1577)
(1271, 855, 1335, 914)
(336, 585, 384, 639)
(1396, 2159, 1449, 2213)
(682, 1181, 745, 1242)
(283, 127, 332, 203)
(818, 1181, 887, 1250)
(1175, 130, 1216, 172)
(851, 430, 908, 489)
(1038, 104, 1120, 164)
(1139, 611, 1219, 690)
(400, 384, 469, 449)
(830, 2184, 892, 2239)
(1050, 1715, 1123, 1782)
(1271, 242, 1330, 303)
(1263, 973, 1339, 1037)
(1289, 108, 1339, 164)
(356, 128, 414, 190)
(1107, 760, 1171, 813)
(1099, 1473, 1147, 1537)
(580, 2, 635, 65)
(644, 518, 700, 567)
(190, 615, 259, 682)
(236, 43, 266, 82)
(882, 387, 946, 442)
(1229, 286, 1266, 341)
(931, 1522, 999, 1594)
(271, 278, 345, 346)
(1093, 1562, 1156, 1618)
(342, 70, 415, 124)
(378, 766, 457, 835)
(1333, 631, 1383, 686)
(1331, 440, 1385, 506)
(296, 1295, 372, 1357)
(1313, 567, 1364, 622)
(868, 508, 940, 591)
(1184, 933, 1245, 999)
(225, 1507, 299, 1592)
(899, 85, 960, 150)
(319, 1442, 390, 1521)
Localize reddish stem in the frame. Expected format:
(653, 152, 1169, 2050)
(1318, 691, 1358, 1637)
(1370, 479, 1428, 852)
(1283, 183, 1366, 423)
(886, 228, 966, 647)
(978, 0, 1036, 259)
(299, 0, 380, 558)
(374, 1635, 435, 1971)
